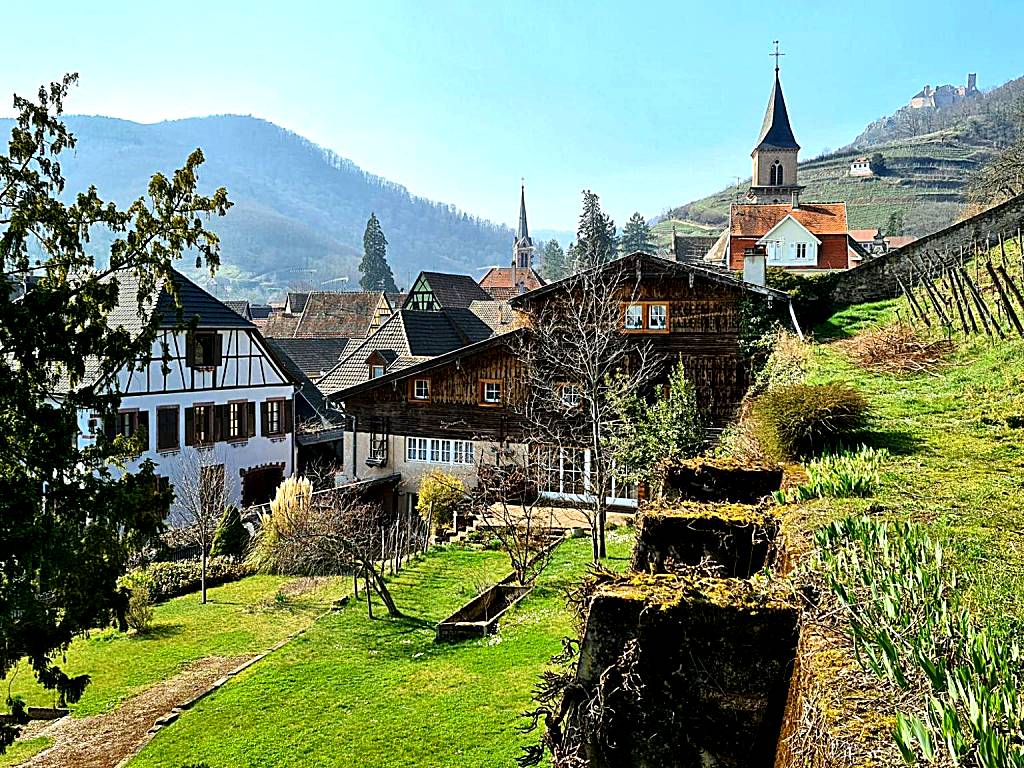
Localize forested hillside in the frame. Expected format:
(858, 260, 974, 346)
(6, 115, 513, 298)
(663, 75, 1024, 238)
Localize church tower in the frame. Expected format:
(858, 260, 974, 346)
(748, 45, 803, 204)
(513, 182, 534, 270)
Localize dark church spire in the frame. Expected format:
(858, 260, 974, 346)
(752, 45, 800, 154)
(516, 180, 531, 247)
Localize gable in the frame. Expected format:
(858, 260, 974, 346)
(406, 275, 440, 311)
(757, 215, 822, 245)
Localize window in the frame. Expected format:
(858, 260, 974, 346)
(410, 378, 431, 402)
(266, 400, 282, 435)
(157, 406, 179, 451)
(795, 243, 809, 259)
(118, 410, 140, 438)
(187, 332, 220, 368)
(369, 433, 388, 464)
(647, 304, 668, 331)
(624, 304, 644, 330)
(480, 379, 503, 405)
(192, 404, 214, 445)
(370, 364, 385, 379)
(561, 384, 581, 408)
(228, 401, 247, 440)
(406, 437, 474, 465)
(770, 160, 784, 186)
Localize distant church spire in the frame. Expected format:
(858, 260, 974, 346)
(748, 43, 804, 204)
(513, 180, 534, 270)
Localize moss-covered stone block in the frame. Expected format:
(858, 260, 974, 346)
(662, 458, 783, 502)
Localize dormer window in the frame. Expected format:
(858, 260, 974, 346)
(187, 331, 221, 368)
(370, 364, 385, 379)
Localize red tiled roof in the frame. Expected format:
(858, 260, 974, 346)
(479, 267, 545, 292)
(849, 228, 881, 242)
(887, 236, 917, 249)
(730, 203, 848, 237)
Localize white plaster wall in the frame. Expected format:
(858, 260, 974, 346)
(758, 217, 820, 267)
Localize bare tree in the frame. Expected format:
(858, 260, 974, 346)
(515, 258, 661, 560)
(172, 447, 229, 604)
(247, 477, 403, 618)
(465, 445, 559, 585)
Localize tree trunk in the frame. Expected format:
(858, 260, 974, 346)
(368, 566, 402, 617)
(201, 547, 208, 605)
(425, 503, 433, 552)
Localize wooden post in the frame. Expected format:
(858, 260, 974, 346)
(986, 261, 1024, 338)
(917, 259, 952, 328)
(960, 267, 1002, 339)
(944, 270, 969, 335)
(897, 275, 929, 327)
(997, 264, 1024, 328)
(950, 269, 980, 335)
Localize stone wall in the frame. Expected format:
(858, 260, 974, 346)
(831, 194, 1024, 305)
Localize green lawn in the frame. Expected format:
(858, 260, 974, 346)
(786, 303, 1024, 634)
(3, 575, 341, 717)
(0, 738, 52, 768)
(129, 533, 633, 768)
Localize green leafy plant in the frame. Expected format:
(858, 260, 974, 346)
(814, 517, 1024, 766)
(416, 470, 466, 533)
(124, 558, 252, 604)
(120, 570, 156, 633)
(210, 505, 250, 560)
(774, 446, 888, 504)
(752, 382, 869, 460)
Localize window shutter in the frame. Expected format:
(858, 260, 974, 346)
(283, 399, 293, 434)
(213, 333, 223, 366)
(260, 401, 269, 436)
(247, 402, 256, 437)
(103, 413, 116, 440)
(184, 407, 195, 446)
(214, 404, 227, 442)
(137, 411, 149, 452)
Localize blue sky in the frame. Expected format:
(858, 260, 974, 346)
(4, 0, 1023, 232)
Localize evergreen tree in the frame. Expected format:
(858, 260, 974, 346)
(619, 212, 655, 254)
(540, 238, 567, 282)
(359, 213, 398, 292)
(211, 505, 250, 560)
(574, 190, 617, 268)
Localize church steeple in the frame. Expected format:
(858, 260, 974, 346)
(513, 181, 534, 270)
(748, 42, 803, 204)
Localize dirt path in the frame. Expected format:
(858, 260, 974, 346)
(17, 655, 253, 768)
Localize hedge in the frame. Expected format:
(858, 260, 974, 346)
(123, 557, 253, 603)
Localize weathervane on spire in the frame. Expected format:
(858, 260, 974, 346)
(771, 40, 784, 74)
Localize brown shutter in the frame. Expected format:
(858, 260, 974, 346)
(184, 407, 195, 446)
(247, 402, 256, 437)
(260, 401, 269, 436)
(213, 333, 223, 366)
(283, 399, 293, 434)
(137, 411, 149, 452)
(214, 404, 227, 442)
(104, 413, 116, 440)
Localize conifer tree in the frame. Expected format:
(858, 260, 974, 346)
(619, 212, 655, 255)
(574, 190, 617, 268)
(359, 213, 398, 292)
(540, 238, 567, 281)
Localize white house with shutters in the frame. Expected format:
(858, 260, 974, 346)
(756, 214, 822, 267)
(73, 270, 298, 515)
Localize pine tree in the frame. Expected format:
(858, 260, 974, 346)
(540, 239, 567, 282)
(619, 212, 655, 255)
(359, 213, 398, 292)
(574, 190, 617, 268)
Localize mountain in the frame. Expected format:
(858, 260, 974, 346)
(5, 114, 513, 298)
(662, 75, 1024, 238)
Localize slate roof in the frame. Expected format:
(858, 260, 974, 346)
(478, 267, 546, 299)
(753, 72, 800, 153)
(318, 307, 495, 396)
(285, 292, 310, 314)
(222, 300, 252, 320)
(730, 203, 848, 237)
(261, 338, 351, 380)
(413, 272, 492, 309)
(106, 269, 255, 333)
(292, 291, 381, 339)
(249, 304, 273, 320)
(263, 338, 345, 430)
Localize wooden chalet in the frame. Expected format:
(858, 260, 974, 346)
(329, 253, 790, 513)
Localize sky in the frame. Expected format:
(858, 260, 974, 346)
(4, 0, 1023, 233)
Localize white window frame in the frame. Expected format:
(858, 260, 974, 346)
(406, 436, 474, 465)
(370, 364, 385, 379)
(624, 304, 643, 330)
(412, 378, 430, 400)
(482, 381, 502, 404)
(647, 303, 667, 330)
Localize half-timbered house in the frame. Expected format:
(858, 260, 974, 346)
(71, 270, 299, 512)
(329, 253, 790, 514)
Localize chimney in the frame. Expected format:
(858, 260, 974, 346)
(743, 246, 767, 287)
(791, 189, 800, 209)
(924, 85, 931, 96)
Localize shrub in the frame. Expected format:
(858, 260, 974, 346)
(416, 470, 465, 532)
(210, 505, 250, 560)
(120, 570, 156, 632)
(124, 557, 253, 603)
(774, 446, 888, 504)
(752, 382, 869, 460)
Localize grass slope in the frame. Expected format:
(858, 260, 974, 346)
(0, 738, 52, 768)
(785, 303, 1024, 635)
(129, 534, 633, 768)
(3, 576, 340, 717)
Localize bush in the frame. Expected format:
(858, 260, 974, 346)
(416, 470, 465, 532)
(765, 268, 839, 329)
(752, 382, 869, 460)
(211, 505, 250, 560)
(774, 446, 888, 504)
(124, 557, 253, 603)
(120, 570, 156, 632)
